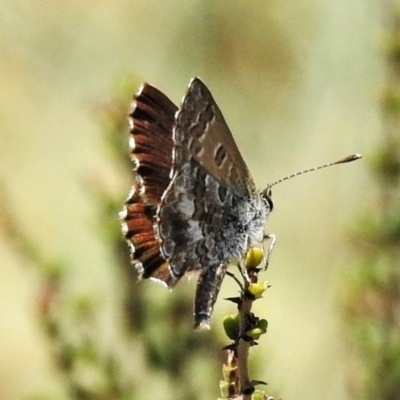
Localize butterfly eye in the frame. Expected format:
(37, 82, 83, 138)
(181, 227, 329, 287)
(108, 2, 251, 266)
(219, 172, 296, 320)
(266, 196, 273, 211)
(261, 189, 273, 211)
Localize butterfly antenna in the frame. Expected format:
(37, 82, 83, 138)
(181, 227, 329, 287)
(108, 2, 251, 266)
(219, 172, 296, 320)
(265, 153, 362, 191)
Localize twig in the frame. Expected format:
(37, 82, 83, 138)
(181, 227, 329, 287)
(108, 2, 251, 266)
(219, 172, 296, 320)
(221, 248, 273, 399)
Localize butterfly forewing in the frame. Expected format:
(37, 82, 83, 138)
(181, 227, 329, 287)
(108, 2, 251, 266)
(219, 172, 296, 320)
(174, 78, 256, 195)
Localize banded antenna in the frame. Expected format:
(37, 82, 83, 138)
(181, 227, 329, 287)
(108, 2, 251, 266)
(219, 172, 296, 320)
(265, 153, 362, 192)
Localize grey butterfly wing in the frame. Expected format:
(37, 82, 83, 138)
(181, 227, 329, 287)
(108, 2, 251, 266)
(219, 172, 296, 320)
(173, 77, 256, 195)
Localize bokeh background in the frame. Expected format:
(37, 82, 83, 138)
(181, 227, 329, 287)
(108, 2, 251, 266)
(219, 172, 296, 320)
(0, 1, 386, 400)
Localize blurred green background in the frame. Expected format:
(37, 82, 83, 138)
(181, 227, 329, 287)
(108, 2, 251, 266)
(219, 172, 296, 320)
(0, 1, 381, 400)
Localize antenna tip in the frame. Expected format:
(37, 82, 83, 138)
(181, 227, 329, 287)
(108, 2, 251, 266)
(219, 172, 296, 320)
(337, 153, 362, 164)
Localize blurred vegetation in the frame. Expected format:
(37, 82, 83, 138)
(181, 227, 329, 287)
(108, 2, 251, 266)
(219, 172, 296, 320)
(342, 3, 400, 400)
(0, 1, 379, 400)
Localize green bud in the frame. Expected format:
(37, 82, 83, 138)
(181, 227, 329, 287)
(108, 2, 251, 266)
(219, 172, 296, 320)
(246, 319, 268, 340)
(223, 313, 240, 340)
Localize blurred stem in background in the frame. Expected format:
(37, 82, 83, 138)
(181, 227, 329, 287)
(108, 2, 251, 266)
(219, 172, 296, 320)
(343, 2, 400, 400)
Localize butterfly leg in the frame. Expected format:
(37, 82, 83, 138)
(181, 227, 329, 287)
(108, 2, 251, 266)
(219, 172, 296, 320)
(262, 233, 276, 270)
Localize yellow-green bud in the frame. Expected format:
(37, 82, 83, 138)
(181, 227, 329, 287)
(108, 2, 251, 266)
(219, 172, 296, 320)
(248, 281, 269, 299)
(219, 380, 230, 398)
(245, 247, 264, 268)
(251, 391, 264, 400)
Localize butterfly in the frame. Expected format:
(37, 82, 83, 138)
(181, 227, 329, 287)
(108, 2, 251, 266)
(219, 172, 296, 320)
(120, 77, 361, 329)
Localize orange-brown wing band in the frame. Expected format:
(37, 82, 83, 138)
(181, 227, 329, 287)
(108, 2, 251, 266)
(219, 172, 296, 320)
(121, 83, 178, 287)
